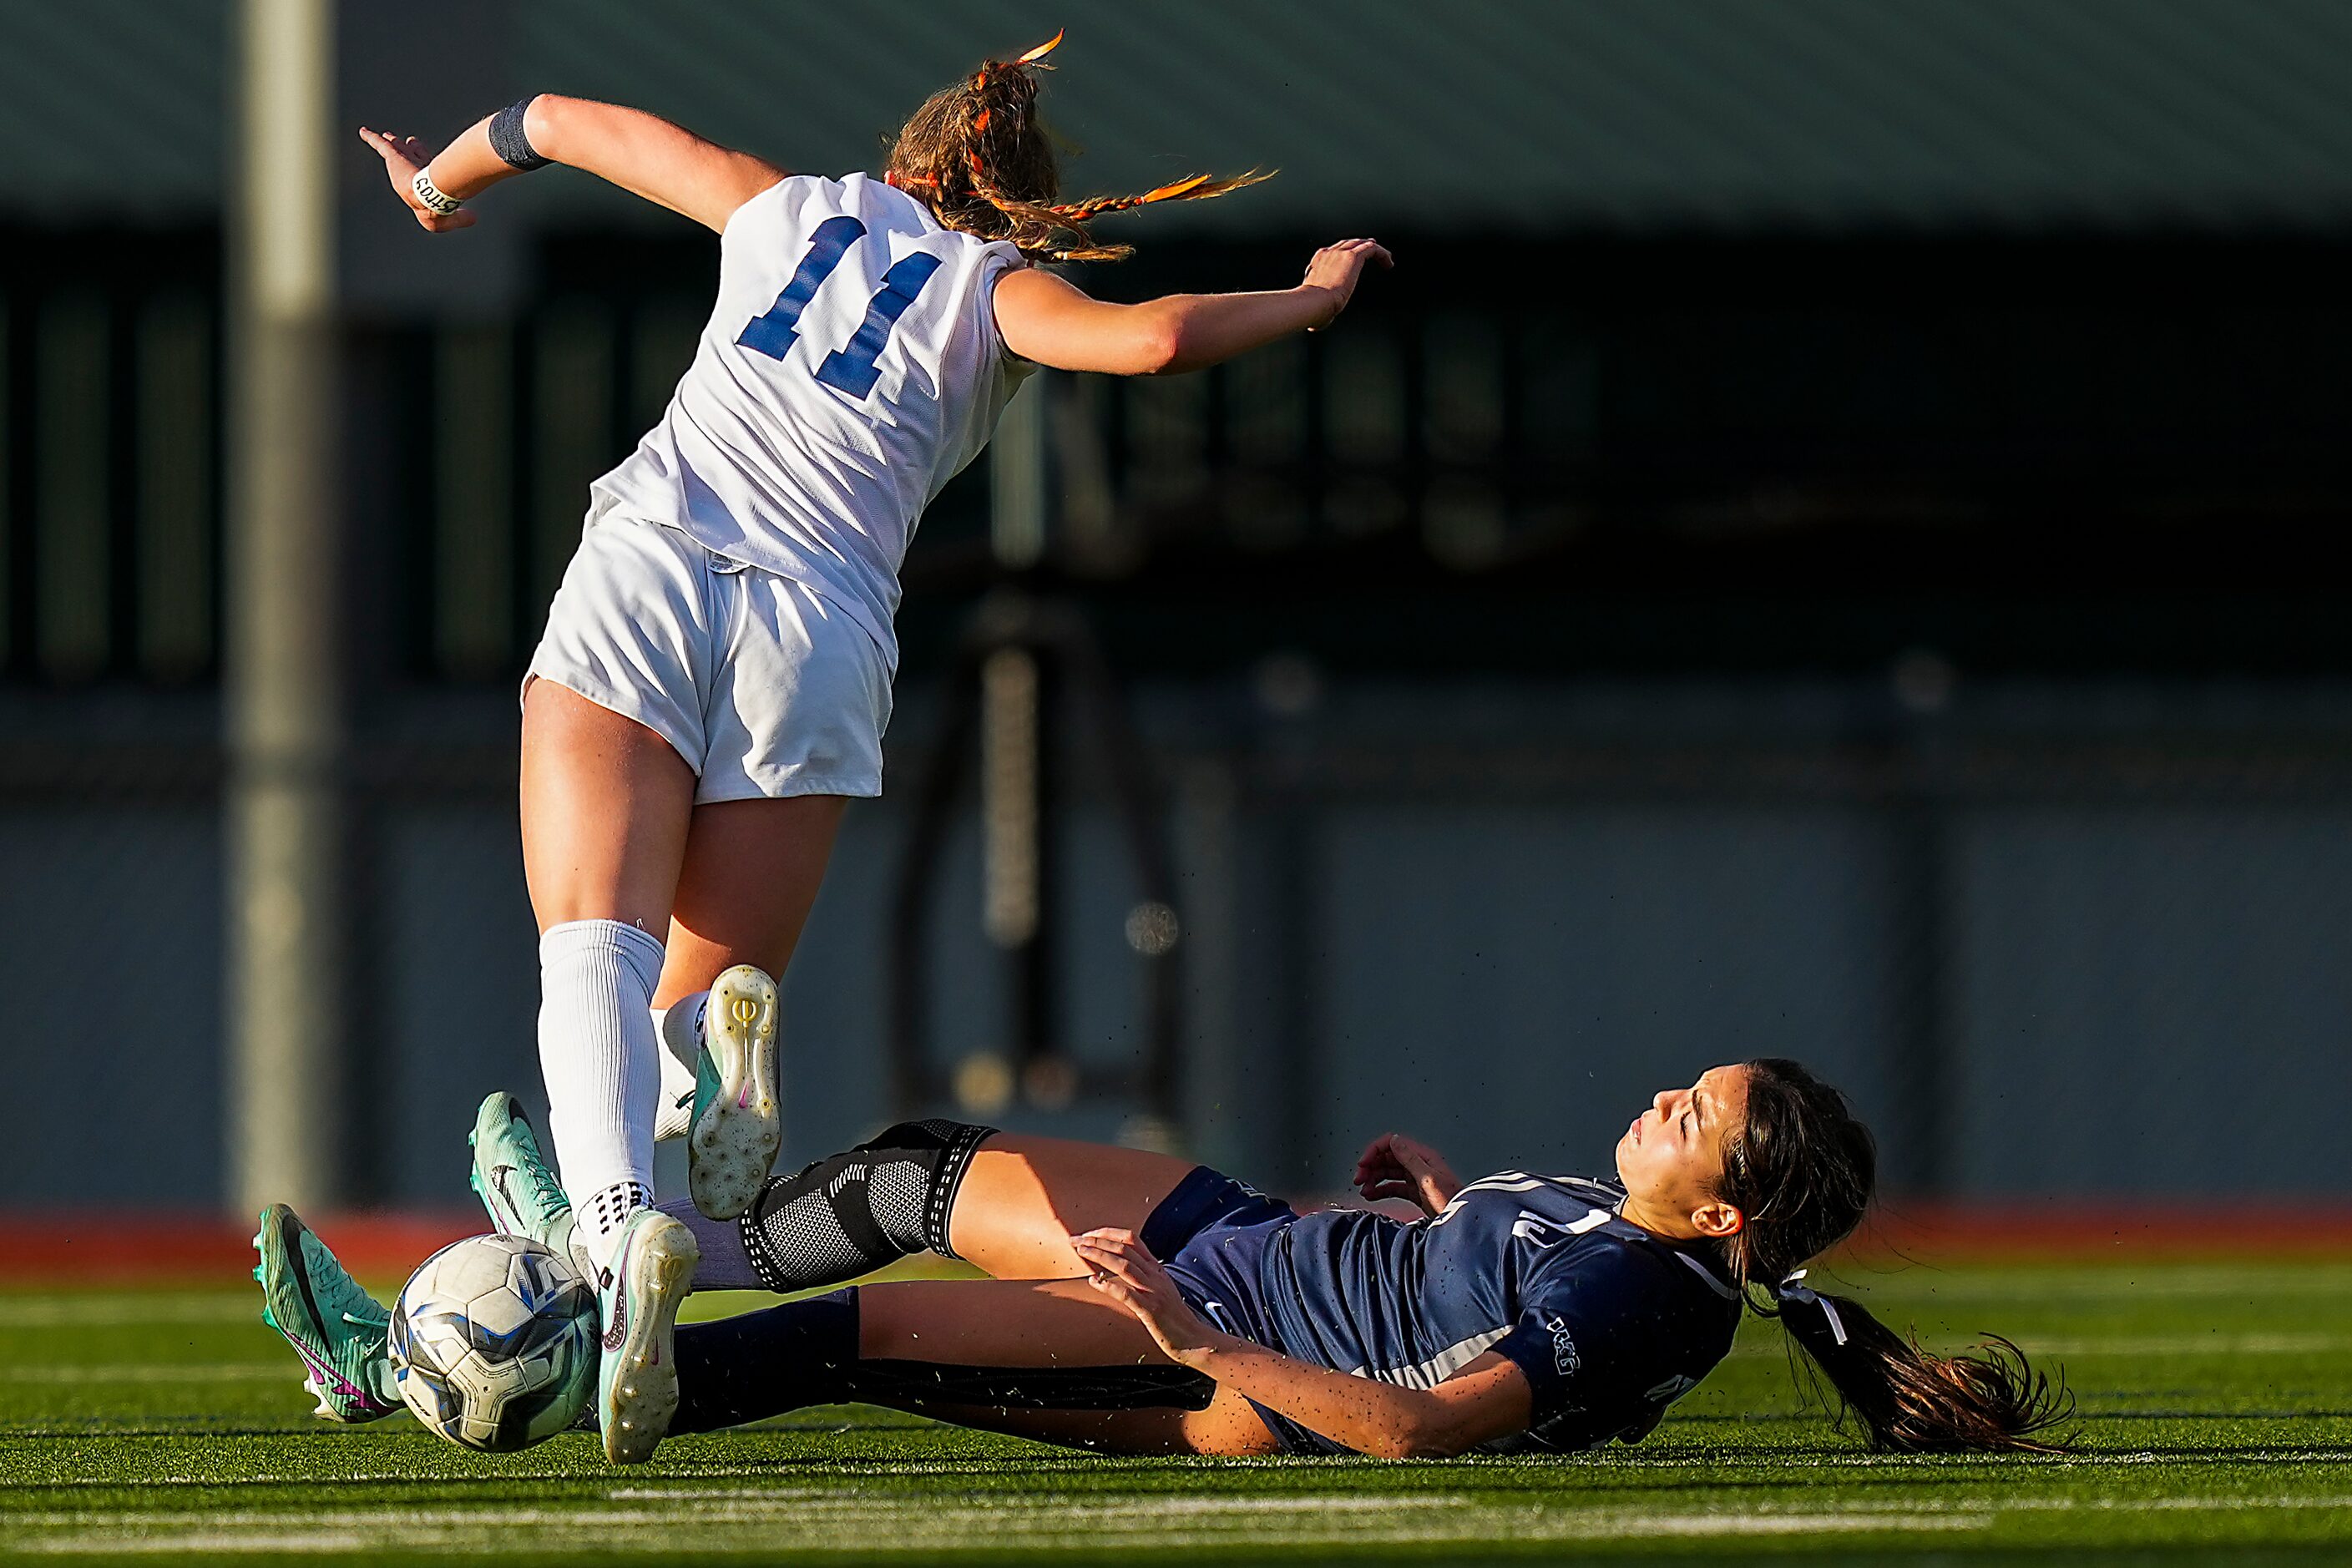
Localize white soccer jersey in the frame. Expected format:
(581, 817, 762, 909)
(588, 173, 1034, 670)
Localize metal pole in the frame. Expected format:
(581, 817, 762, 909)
(984, 376, 1052, 1100)
(980, 645, 1041, 956)
(227, 0, 346, 1216)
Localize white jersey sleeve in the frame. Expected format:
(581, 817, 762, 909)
(587, 173, 1034, 670)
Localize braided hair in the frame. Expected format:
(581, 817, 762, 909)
(1714, 1059, 2076, 1452)
(884, 33, 1270, 263)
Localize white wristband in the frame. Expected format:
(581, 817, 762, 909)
(411, 168, 464, 215)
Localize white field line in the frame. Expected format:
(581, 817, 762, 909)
(9, 1516, 1972, 1555)
(0, 1364, 286, 1384)
(1447, 1447, 2352, 1471)
(604, 1491, 1449, 1511)
(584, 1490, 2352, 1515)
(23, 1485, 2352, 1560)
(0, 1297, 258, 1328)
(2, 1500, 1976, 1554)
(23, 1444, 2352, 1494)
(2013, 1333, 2352, 1357)
(1727, 1330, 2352, 1359)
(25, 1493, 2352, 1527)
(1808, 1271, 2352, 1302)
(20, 1490, 2352, 1556)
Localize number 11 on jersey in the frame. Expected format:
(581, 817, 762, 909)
(736, 219, 943, 399)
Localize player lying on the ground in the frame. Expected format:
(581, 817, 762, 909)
(258, 1051, 2068, 1459)
(356, 33, 1387, 1464)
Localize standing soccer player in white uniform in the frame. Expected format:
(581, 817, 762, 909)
(350, 34, 1389, 1461)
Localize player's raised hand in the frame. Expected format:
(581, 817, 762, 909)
(1354, 1132, 1462, 1217)
(1071, 1228, 1225, 1366)
(357, 127, 478, 232)
(1300, 238, 1393, 327)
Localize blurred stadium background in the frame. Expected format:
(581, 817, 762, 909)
(7, 0, 2352, 1227)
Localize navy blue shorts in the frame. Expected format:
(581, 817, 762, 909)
(1139, 1166, 1335, 1455)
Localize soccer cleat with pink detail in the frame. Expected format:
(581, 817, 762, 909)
(594, 1206, 699, 1464)
(251, 1204, 401, 1423)
(686, 964, 782, 1221)
(469, 1090, 595, 1282)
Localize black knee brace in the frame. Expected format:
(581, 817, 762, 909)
(737, 1119, 995, 1295)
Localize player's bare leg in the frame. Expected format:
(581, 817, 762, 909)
(853, 1277, 1283, 1455)
(670, 1128, 1222, 1303)
(518, 679, 701, 1459)
(520, 677, 695, 938)
(947, 1137, 1205, 1280)
(519, 678, 693, 1251)
(656, 795, 847, 1008)
(899, 1387, 1282, 1457)
(652, 795, 847, 1218)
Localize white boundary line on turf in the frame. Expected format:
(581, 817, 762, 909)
(38, 1491, 2352, 1555)
(0, 1365, 288, 1383)
(0, 1501, 1988, 1553)
(1724, 1330, 2352, 1359)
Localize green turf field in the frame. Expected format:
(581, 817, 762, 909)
(9, 1258, 2352, 1564)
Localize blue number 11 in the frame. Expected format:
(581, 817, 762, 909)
(736, 217, 943, 400)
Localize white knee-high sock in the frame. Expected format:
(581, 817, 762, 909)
(650, 996, 706, 1141)
(538, 919, 666, 1274)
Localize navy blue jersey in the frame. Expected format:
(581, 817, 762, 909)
(1258, 1172, 1743, 1453)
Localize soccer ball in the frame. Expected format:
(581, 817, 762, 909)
(388, 1234, 598, 1453)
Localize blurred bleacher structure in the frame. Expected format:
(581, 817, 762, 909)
(8, 1, 2352, 1213)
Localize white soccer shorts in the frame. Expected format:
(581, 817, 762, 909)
(524, 513, 893, 802)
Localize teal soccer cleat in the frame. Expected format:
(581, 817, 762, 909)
(595, 1206, 699, 1464)
(468, 1091, 592, 1281)
(252, 1204, 401, 1423)
(686, 964, 782, 1222)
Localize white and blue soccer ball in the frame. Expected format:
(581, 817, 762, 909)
(388, 1234, 597, 1453)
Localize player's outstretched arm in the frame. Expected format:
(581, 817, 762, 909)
(994, 239, 1393, 377)
(1072, 1227, 1530, 1459)
(358, 96, 786, 236)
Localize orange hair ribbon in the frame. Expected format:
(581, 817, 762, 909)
(1015, 30, 1065, 66)
(973, 29, 1065, 91)
(1133, 175, 1213, 204)
(1050, 174, 1232, 220)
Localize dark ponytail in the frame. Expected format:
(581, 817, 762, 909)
(1715, 1059, 2074, 1453)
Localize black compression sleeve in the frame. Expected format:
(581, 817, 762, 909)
(847, 1360, 1215, 1413)
(671, 1290, 858, 1434)
(488, 97, 549, 170)
(669, 1287, 1216, 1436)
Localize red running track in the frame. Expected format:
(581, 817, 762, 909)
(1, 1212, 485, 1284)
